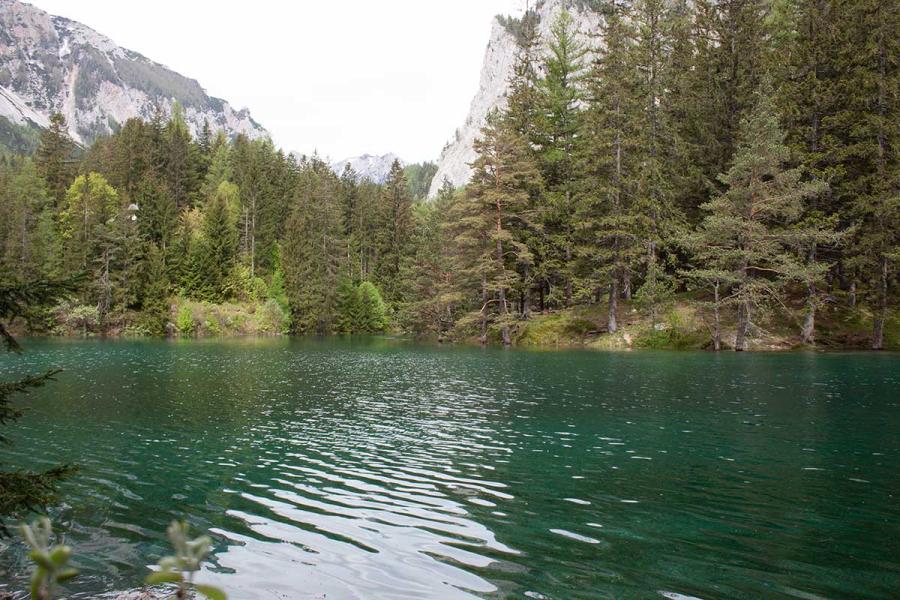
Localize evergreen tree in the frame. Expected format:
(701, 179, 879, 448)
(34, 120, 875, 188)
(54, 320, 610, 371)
(60, 173, 120, 272)
(468, 110, 542, 346)
(688, 83, 820, 350)
(162, 103, 203, 211)
(533, 9, 588, 309)
(282, 164, 345, 334)
(0, 159, 50, 280)
(136, 173, 177, 259)
(777, 0, 844, 344)
(829, 0, 899, 350)
(188, 183, 239, 302)
(333, 278, 360, 334)
(375, 160, 413, 304)
(355, 281, 388, 333)
(576, 0, 647, 333)
(34, 113, 76, 207)
(140, 242, 171, 334)
(398, 188, 460, 335)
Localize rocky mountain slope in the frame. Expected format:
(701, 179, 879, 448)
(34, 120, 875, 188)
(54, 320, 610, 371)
(0, 0, 267, 147)
(427, 0, 603, 197)
(331, 153, 404, 184)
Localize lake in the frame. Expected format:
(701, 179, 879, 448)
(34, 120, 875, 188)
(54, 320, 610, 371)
(1, 338, 898, 599)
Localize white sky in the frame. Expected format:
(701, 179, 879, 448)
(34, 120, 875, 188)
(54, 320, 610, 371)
(28, 0, 524, 163)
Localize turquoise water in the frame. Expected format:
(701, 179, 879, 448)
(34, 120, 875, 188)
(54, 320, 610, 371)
(1, 338, 898, 599)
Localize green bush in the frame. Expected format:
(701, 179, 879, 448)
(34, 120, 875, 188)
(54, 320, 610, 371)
(203, 318, 222, 336)
(255, 299, 289, 334)
(176, 305, 196, 336)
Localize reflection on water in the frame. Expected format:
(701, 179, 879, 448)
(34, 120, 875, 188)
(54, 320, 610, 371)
(1, 338, 899, 599)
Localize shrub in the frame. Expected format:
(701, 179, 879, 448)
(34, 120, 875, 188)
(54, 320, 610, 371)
(255, 299, 289, 334)
(176, 305, 196, 336)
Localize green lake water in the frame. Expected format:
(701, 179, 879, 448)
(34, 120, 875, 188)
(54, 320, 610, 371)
(1, 338, 898, 599)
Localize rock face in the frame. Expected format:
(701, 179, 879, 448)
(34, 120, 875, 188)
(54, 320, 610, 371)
(331, 153, 404, 184)
(0, 0, 267, 145)
(427, 0, 603, 197)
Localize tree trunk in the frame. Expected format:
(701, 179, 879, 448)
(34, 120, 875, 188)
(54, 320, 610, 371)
(480, 273, 488, 345)
(849, 280, 857, 308)
(735, 301, 750, 351)
(523, 265, 531, 319)
(872, 258, 888, 350)
(801, 301, 816, 346)
(499, 289, 511, 347)
(564, 246, 573, 307)
(800, 245, 817, 345)
(712, 281, 721, 351)
(608, 276, 618, 333)
(497, 236, 511, 347)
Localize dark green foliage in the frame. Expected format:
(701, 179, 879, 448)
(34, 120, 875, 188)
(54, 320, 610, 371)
(335, 281, 388, 334)
(187, 184, 239, 303)
(0, 116, 42, 156)
(0, 276, 78, 530)
(34, 113, 77, 206)
(113, 57, 210, 109)
(375, 160, 414, 304)
(282, 159, 344, 335)
(403, 162, 438, 201)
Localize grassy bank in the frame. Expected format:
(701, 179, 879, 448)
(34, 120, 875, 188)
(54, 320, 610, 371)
(44, 297, 289, 338)
(17, 293, 898, 351)
(512, 296, 899, 351)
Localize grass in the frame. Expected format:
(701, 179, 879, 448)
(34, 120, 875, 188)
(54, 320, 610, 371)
(172, 298, 289, 337)
(512, 293, 897, 352)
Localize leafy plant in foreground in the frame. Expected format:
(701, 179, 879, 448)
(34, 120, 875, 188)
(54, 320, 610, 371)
(145, 520, 226, 600)
(19, 517, 79, 600)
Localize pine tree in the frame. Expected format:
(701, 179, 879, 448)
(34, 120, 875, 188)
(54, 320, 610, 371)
(162, 103, 202, 211)
(333, 278, 360, 334)
(355, 282, 388, 333)
(375, 160, 413, 304)
(60, 173, 120, 272)
(140, 242, 171, 334)
(576, 0, 647, 333)
(469, 109, 542, 346)
(282, 163, 345, 334)
(34, 113, 76, 207)
(189, 183, 239, 302)
(398, 187, 460, 335)
(688, 82, 820, 350)
(533, 9, 588, 309)
(136, 173, 177, 260)
(829, 0, 899, 350)
(777, 0, 844, 344)
(0, 159, 50, 280)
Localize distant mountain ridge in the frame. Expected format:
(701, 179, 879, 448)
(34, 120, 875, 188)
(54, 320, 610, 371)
(0, 0, 268, 148)
(331, 153, 404, 184)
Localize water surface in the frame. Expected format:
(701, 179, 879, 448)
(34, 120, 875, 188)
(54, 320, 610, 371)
(1, 338, 898, 599)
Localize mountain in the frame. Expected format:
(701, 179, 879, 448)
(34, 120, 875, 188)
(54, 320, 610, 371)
(331, 153, 404, 184)
(427, 0, 602, 197)
(0, 0, 267, 149)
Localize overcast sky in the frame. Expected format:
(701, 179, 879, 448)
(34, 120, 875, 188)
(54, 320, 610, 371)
(28, 0, 524, 163)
